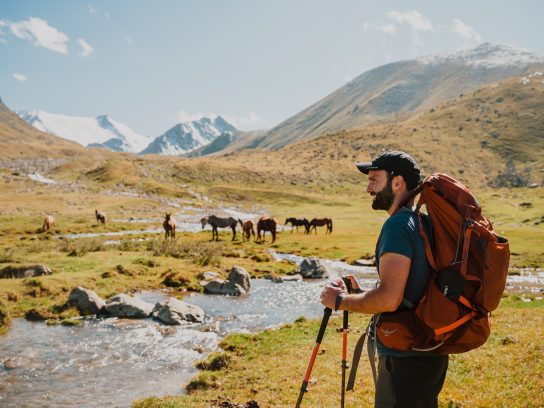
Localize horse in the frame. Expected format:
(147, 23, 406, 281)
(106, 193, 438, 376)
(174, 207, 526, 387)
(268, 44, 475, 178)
(284, 217, 309, 233)
(307, 217, 333, 234)
(201, 215, 237, 241)
(238, 219, 256, 242)
(95, 210, 106, 225)
(163, 212, 176, 239)
(257, 216, 278, 243)
(42, 215, 55, 232)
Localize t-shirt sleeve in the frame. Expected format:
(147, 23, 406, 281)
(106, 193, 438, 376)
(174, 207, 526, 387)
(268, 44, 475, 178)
(378, 215, 414, 259)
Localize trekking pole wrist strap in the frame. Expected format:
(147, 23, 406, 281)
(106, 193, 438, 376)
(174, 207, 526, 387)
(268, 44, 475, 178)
(335, 294, 345, 311)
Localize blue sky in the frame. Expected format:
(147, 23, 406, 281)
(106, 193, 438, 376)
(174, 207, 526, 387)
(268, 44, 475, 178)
(1, 1, 543, 137)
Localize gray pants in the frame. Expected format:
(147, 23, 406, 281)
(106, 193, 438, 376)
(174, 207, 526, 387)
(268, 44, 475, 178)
(375, 355, 449, 408)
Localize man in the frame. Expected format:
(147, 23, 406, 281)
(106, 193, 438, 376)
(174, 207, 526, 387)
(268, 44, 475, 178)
(320, 151, 448, 408)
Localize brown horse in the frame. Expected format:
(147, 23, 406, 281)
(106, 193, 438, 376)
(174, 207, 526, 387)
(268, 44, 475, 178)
(284, 217, 309, 233)
(163, 212, 176, 238)
(42, 215, 55, 232)
(201, 215, 237, 241)
(257, 216, 278, 243)
(238, 219, 256, 242)
(95, 210, 106, 225)
(307, 217, 333, 234)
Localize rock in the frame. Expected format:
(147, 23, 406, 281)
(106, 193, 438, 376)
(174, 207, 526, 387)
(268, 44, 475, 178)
(296, 257, 329, 279)
(152, 297, 205, 325)
(268, 274, 303, 283)
(0, 264, 52, 279)
(202, 266, 251, 296)
(105, 294, 154, 318)
(24, 308, 55, 322)
(202, 271, 221, 280)
(67, 287, 106, 316)
(353, 258, 376, 267)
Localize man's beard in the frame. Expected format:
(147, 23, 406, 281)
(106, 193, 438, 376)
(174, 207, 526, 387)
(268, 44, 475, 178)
(372, 180, 395, 210)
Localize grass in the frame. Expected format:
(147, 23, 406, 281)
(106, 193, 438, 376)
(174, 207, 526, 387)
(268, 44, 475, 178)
(134, 297, 544, 408)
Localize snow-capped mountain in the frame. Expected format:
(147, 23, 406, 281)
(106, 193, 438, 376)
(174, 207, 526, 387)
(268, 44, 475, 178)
(139, 116, 236, 155)
(248, 42, 544, 150)
(17, 110, 151, 153)
(417, 42, 544, 68)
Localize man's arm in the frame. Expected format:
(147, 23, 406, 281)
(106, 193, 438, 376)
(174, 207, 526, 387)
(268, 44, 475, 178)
(320, 252, 410, 314)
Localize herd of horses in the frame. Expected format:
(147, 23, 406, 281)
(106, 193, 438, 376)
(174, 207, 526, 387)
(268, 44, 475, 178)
(40, 211, 332, 244)
(186, 215, 332, 242)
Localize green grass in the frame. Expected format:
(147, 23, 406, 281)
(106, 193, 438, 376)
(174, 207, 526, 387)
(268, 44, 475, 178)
(135, 297, 544, 408)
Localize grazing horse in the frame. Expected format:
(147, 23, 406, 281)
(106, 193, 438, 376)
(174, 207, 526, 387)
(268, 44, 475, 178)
(95, 210, 106, 225)
(238, 219, 256, 242)
(201, 215, 237, 241)
(284, 217, 309, 233)
(307, 217, 333, 234)
(163, 212, 176, 239)
(42, 215, 55, 232)
(257, 216, 278, 243)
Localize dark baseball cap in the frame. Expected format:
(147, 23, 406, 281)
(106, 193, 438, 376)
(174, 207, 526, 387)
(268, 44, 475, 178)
(356, 151, 422, 190)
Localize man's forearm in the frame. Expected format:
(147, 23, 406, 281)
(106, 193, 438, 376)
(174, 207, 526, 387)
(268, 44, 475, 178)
(340, 288, 399, 314)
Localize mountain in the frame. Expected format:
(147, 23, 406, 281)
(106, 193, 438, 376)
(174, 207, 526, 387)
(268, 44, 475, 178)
(0, 99, 93, 160)
(18, 110, 151, 153)
(185, 129, 266, 157)
(139, 116, 236, 156)
(248, 43, 544, 150)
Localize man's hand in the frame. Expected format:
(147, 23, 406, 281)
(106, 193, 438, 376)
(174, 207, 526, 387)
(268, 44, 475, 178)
(320, 279, 346, 310)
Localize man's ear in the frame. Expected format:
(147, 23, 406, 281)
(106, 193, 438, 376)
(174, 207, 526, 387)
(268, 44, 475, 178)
(393, 175, 405, 191)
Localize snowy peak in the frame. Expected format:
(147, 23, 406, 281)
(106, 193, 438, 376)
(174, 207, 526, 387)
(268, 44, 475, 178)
(139, 116, 236, 156)
(18, 110, 151, 153)
(418, 42, 544, 68)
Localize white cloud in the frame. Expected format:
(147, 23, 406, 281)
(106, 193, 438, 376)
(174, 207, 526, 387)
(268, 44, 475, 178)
(381, 23, 396, 35)
(88, 5, 98, 15)
(9, 17, 69, 54)
(452, 18, 482, 42)
(78, 38, 94, 57)
(123, 34, 134, 44)
(176, 111, 212, 123)
(13, 73, 28, 82)
(387, 10, 434, 32)
(0, 20, 7, 44)
(222, 112, 263, 129)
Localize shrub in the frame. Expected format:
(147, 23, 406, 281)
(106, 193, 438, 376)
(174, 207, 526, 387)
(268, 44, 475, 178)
(60, 238, 105, 256)
(195, 352, 232, 371)
(147, 239, 224, 267)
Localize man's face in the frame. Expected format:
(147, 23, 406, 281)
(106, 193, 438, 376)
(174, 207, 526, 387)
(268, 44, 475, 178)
(367, 170, 395, 211)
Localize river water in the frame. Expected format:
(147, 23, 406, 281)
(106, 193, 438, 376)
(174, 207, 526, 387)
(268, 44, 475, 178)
(1, 253, 541, 407)
(0, 268, 380, 408)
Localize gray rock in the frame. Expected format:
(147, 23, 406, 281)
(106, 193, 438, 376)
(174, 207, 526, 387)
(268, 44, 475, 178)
(296, 257, 329, 279)
(201, 271, 220, 280)
(0, 264, 52, 279)
(202, 266, 251, 296)
(67, 287, 106, 316)
(152, 298, 205, 325)
(105, 294, 154, 318)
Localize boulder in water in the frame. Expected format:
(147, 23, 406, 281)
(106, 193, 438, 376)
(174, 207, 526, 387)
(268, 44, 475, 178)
(67, 287, 106, 316)
(105, 294, 154, 318)
(202, 266, 251, 296)
(152, 297, 205, 325)
(296, 257, 329, 279)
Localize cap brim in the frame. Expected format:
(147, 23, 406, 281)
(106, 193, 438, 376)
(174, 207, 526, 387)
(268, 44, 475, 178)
(356, 162, 379, 174)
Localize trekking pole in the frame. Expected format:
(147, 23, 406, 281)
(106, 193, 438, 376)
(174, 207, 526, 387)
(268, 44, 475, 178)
(295, 307, 332, 408)
(340, 277, 352, 408)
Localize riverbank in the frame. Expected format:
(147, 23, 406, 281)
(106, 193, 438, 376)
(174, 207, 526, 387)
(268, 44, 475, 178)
(135, 296, 544, 408)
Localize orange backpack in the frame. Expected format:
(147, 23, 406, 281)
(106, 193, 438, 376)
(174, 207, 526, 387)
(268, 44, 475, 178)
(375, 173, 510, 354)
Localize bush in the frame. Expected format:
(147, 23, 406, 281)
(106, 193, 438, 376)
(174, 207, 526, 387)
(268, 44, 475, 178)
(147, 239, 224, 267)
(0, 300, 10, 335)
(60, 238, 105, 256)
(195, 352, 232, 371)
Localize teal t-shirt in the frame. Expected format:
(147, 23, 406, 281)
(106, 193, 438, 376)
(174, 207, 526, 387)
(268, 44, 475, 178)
(374, 206, 432, 357)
